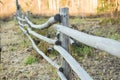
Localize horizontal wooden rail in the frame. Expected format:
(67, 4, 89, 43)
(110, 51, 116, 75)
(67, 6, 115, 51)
(54, 45, 93, 80)
(17, 17, 26, 21)
(18, 21, 79, 45)
(18, 21, 27, 27)
(28, 30, 56, 44)
(25, 17, 57, 29)
(54, 25, 120, 58)
(18, 21, 56, 44)
(57, 70, 67, 80)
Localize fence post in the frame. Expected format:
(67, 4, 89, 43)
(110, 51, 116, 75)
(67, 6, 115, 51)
(16, 0, 22, 17)
(59, 7, 73, 80)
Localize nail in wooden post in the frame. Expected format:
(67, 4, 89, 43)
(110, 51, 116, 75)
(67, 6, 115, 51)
(59, 7, 73, 80)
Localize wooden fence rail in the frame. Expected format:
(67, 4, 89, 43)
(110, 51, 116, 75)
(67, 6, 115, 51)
(54, 25, 120, 58)
(18, 21, 56, 44)
(54, 45, 93, 80)
(15, 0, 120, 80)
(25, 16, 57, 29)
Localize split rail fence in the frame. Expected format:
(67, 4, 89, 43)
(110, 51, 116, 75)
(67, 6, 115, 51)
(15, 1, 120, 80)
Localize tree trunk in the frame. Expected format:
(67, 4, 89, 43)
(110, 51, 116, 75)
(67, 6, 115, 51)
(37, 0, 41, 13)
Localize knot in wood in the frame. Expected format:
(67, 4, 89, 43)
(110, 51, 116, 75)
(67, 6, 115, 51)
(59, 67, 63, 72)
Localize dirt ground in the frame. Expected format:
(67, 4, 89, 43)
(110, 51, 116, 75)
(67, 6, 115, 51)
(0, 20, 59, 80)
(0, 18, 120, 80)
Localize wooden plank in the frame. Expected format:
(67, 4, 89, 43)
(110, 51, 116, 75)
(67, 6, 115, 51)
(57, 70, 67, 80)
(17, 17, 26, 21)
(54, 25, 120, 58)
(25, 17, 56, 29)
(15, 0, 22, 17)
(18, 21, 27, 27)
(29, 30, 56, 44)
(18, 25, 27, 34)
(59, 8, 73, 80)
(54, 45, 93, 80)
(18, 21, 56, 44)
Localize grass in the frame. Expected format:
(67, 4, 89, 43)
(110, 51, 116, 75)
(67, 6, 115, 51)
(23, 55, 37, 65)
(2, 16, 120, 79)
(71, 44, 94, 60)
(99, 18, 120, 26)
(25, 16, 120, 62)
(15, 15, 120, 64)
(1, 14, 120, 80)
(9, 46, 17, 51)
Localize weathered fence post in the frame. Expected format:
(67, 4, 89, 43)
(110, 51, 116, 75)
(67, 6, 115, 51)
(16, 0, 22, 17)
(59, 7, 73, 80)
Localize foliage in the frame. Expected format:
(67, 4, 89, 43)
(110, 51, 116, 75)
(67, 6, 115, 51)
(97, 0, 116, 13)
(0, 1, 3, 5)
(23, 55, 37, 65)
(99, 17, 120, 25)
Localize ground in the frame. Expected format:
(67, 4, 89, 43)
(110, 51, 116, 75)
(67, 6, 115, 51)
(0, 20, 59, 80)
(0, 17, 120, 80)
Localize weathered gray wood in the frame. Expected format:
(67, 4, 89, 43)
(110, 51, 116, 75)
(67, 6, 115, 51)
(54, 25, 120, 58)
(18, 21, 56, 44)
(57, 70, 67, 80)
(27, 34, 59, 69)
(54, 45, 93, 80)
(18, 25, 60, 69)
(18, 16, 67, 80)
(16, 0, 22, 17)
(25, 11, 30, 18)
(18, 25, 27, 34)
(29, 30, 56, 44)
(25, 17, 56, 29)
(16, 0, 19, 10)
(18, 21, 27, 27)
(59, 8, 72, 80)
(17, 17, 26, 21)
(18, 20, 78, 45)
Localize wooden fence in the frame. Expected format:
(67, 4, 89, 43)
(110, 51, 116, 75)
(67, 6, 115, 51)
(15, 1, 120, 80)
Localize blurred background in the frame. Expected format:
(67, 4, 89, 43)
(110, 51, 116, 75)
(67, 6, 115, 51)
(1, 0, 120, 80)
(0, 0, 120, 19)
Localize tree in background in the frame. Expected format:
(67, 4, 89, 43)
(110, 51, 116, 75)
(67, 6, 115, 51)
(0, 1, 3, 5)
(97, 0, 120, 17)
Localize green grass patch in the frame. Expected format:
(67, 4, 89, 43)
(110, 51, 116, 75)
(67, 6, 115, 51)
(9, 46, 17, 51)
(71, 44, 94, 60)
(29, 17, 48, 24)
(69, 18, 87, 25)
(99, 18, 120, 26)
(108, 33, 120, 40)
(23, 55, 37, 65)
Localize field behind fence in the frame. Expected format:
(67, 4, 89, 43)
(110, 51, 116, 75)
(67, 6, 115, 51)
(15, 0, 120, 80)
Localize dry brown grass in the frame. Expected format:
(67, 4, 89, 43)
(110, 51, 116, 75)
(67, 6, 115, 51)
(1, 20, 59, 80)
